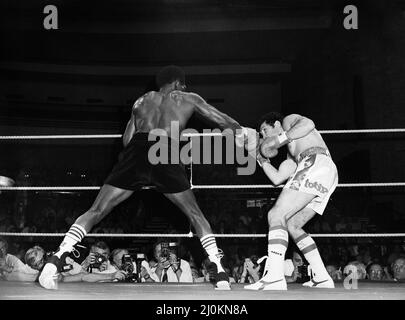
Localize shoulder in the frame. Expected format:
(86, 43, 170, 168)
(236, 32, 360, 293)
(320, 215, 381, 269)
(282, 114, 302, 125)
(282, 114, 312, 128)
(177, 92, 205, 104)
(133, 92, 154, 109)
(6, 254, 22, 265)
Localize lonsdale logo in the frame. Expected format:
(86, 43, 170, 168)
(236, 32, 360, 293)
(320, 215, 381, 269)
(304, 179, 328, 194)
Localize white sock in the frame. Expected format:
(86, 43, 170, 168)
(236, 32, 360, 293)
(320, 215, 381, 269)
(265, 226, 288, 280)
(200, 234, 225, 273)
(56, 224, 87, 258)
(295, 233, 329, 279)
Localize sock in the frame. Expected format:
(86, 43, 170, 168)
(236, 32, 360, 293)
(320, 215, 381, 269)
(295, 233, 329, 279)
(265, 226, 289, 280)
(200, 234, 225, 273)
(55, 224, 87, 258)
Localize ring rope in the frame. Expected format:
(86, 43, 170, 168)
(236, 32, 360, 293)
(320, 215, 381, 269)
(1, 182, 405, 191)
(0, 232, 404, 238)
(0, 128, 405, 140)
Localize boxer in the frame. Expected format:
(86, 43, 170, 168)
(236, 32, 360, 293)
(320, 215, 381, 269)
(39, 65, 254, 290)
(244, 112, 338, 290)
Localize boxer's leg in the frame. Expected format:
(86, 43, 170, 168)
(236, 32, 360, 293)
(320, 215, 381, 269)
(60, 184, 133, 255)
(245, 188, 315, 290)
(164, 189, 230, 289)
(39, 185, 133, 289)
(287, 208, 334, 288)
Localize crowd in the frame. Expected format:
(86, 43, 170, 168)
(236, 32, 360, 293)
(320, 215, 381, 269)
(1, 170, 405, 285)
(1, 233, 404, 285)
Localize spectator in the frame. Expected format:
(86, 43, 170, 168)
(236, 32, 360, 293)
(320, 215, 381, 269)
(149, 241, 193, 283)
(111, 248, 153, 282)
(81, 241, 117, 274)
(326, 264, 343, 281)
(239, 256, 261, 284)
(22, 245, 127, 283)
(343, 261, 367, 280)
(284, 251, 311, 284)
(366, 263, 385, 281)
(0, 237, 37, 281)
(391, 258, 405, 282)
(23, 245, 81, 279)
(387, 245, 405, 266)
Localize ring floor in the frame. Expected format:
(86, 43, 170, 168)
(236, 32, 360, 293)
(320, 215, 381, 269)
(0, 281, 404, 300)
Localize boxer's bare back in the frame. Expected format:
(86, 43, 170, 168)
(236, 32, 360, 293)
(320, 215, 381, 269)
(123, 90, 240, 146)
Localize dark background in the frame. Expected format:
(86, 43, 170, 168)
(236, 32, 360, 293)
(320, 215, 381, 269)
(0, 0, 404, 250)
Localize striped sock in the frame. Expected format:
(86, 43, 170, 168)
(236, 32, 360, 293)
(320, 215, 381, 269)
(265, 226, 289, 280)
(295, 233, 329, 279)
(55, 224, 87, 258)
(200, 234, 225, 273)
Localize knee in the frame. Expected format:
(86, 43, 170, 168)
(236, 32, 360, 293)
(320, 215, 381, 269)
(287, 220, 302, 238)
(267, 208, 286, 226)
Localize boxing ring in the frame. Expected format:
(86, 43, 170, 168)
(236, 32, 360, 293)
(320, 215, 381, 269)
(0, 128, 405, 300)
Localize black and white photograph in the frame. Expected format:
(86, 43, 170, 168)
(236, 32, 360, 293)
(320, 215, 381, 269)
(0, 0, 404, 312)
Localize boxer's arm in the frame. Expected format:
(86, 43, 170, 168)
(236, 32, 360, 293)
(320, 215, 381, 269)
(188, 93, 242, 133)
(123, 109, 136, 147)
(261, 159, 297, 186)
(283, 114, 315, 141)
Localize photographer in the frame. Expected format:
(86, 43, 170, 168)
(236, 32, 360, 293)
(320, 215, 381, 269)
(239, 255, 261, 284)
(111, 248, 153, 282)
(23, 245, 127, 283)
(149, 241, 193, 283)
(285, 251, 311, 283)
(81, 241, 117, 274)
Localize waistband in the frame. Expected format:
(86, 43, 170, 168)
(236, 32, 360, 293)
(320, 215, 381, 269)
(132, 132, 180, 145)
(297, 147, 330, 162)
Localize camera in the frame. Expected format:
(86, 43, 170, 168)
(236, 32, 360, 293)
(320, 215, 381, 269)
(160, 242, 178, 261)
(120, 254, 137, 283)
(90, 252, 108, 269)
(296, 264, 311, 283)
(135, 253, 146, 283)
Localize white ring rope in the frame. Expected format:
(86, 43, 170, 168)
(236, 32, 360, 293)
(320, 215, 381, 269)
(0, 134, 122, 140)
(0, 232, 404, 238)
(1, 182, 404, 191)
(0, 128, 405, 140)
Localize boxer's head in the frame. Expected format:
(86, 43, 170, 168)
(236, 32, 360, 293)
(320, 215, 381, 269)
(258, 112, 284, 138)
(156, 65, 186, 91)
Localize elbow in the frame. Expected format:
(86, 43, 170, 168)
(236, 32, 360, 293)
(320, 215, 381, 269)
(268, 176, 283, 186)
(271, 175, 289, 186)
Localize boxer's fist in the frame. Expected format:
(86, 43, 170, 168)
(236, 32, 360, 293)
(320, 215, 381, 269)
(260, 131, 291, 152)
(260, 141, 279, 159)
(235, 127, 259, 152)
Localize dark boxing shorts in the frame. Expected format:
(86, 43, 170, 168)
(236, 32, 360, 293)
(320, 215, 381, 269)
(104, 133, 191, 193)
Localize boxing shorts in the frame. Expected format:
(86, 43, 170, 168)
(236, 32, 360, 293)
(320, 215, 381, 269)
(284, 147, 338, 215)
(104, 132, 191, 193)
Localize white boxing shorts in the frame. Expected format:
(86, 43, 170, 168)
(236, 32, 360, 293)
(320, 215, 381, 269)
(284, 147, 338, 215)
